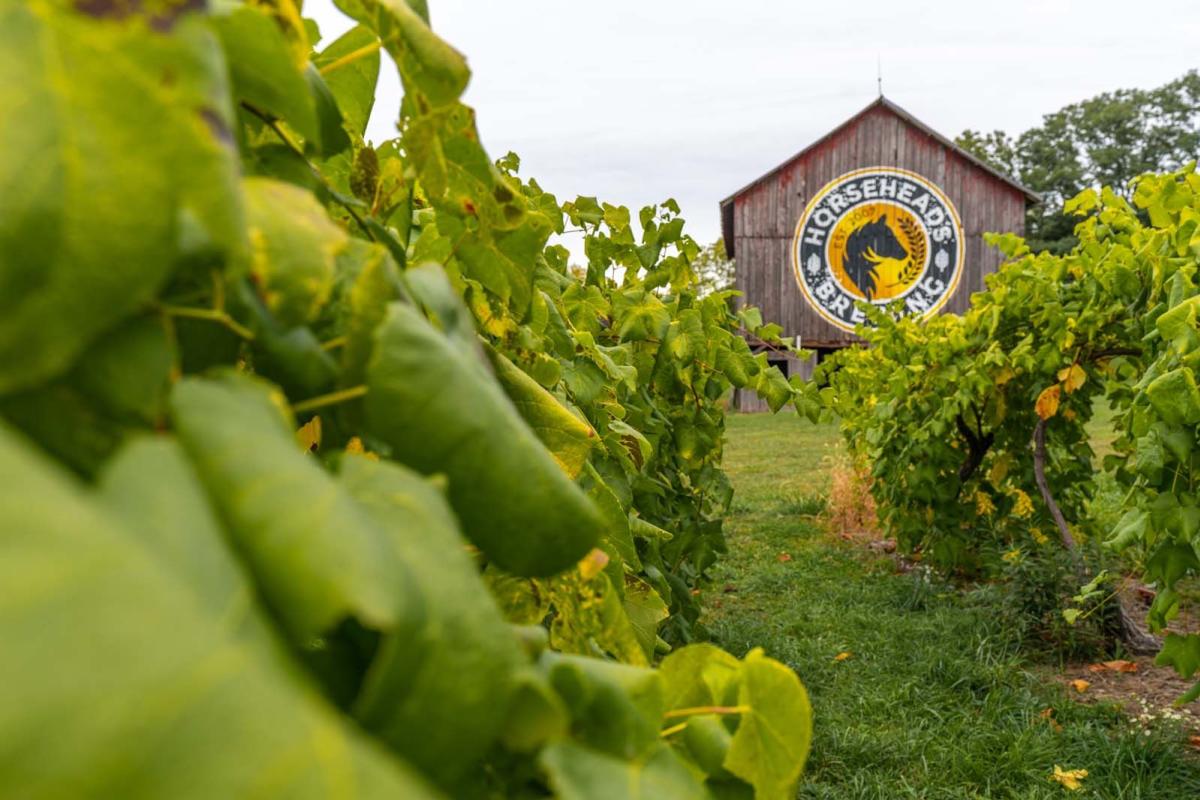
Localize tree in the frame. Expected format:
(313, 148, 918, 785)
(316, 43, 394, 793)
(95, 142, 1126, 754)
(957, 71, 1200, 253)
(693, 238, 735, 296)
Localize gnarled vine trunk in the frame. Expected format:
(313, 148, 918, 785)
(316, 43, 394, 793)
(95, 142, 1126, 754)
(1032, 418, 1159, 655)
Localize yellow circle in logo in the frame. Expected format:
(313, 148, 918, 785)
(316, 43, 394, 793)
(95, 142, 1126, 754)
(826, 203, 928, 302)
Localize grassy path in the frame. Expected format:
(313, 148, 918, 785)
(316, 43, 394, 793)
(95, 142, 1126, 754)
(707, 413, 1200, 799)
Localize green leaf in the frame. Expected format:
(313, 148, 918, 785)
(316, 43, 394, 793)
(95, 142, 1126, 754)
(304, 63, 353, 157)
(659, 644, 742, 711)
(1106, 509, 1150, 551)
(340, 240, 403, 387)
(487, 346, 598, 478)
(1146, 367, 1200, 426)
(755, 365, 794, 414)
(170, 372, 407, 641)
(72, 316, 174, 425)
(614, 289, 671, 342)
(540, 741, 712, 800)
(243, 177, 349, 328)
(365, 303, 603, 576)
(715, 333, 759, 389)
(681, 714, 735, 779)
(0, 382, 128, 477)
(313, 25, 381, 139)
(581, 464, 640, 568)
(339, 456, 523, 786)
(724, 649, 813, 800)
(541, 652, 664, 759)
(622, 578, 670, 661)
(213, 5, 320, 144)
(1156, 295, 1200, 352)
(336, 0, 469, 110)
(1156, 633, 1200, 679)
(0, 423, 440, 799)
(0, 4, 242, 393)
(499, 668, 569, 753)
(97, 437, 280, 652)
(0, 315, 175, 476)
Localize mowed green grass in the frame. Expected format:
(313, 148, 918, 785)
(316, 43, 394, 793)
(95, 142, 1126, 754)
(706, 412, 1200, 799)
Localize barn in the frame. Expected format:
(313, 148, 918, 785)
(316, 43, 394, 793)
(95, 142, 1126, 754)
(721, 96, 1039, 409)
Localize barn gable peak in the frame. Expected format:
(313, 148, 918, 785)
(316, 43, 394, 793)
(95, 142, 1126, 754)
(720, 96, 1039, 259)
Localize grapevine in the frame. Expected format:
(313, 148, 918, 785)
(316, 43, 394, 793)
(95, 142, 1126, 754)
(823, 169, 1200, 701)
(0, 1, 817, 797)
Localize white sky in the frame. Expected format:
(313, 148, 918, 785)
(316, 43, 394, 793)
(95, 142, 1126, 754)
(306, 0, 1200, 255)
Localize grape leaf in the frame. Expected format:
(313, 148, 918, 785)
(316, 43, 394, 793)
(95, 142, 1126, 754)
(170, 372, 408, 640)
(0, 4, 242, 393)
(365, 302, 604, 576)
(0, 423, 440, 799)
(339, 456, 523, 786)
(723, 649, 814, 800)
(540, 741, 712, 800)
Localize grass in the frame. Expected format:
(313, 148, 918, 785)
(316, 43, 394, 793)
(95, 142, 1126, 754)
(706, 412, 1200, 799)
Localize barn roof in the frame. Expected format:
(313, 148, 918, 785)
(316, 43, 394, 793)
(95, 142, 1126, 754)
(719, 96, 1041, 258)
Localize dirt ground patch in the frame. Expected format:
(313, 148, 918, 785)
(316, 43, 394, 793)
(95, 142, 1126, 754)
(1044, 657, 1200, 741)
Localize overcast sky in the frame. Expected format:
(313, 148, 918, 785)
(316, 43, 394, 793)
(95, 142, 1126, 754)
(307, 1, 1200, 254)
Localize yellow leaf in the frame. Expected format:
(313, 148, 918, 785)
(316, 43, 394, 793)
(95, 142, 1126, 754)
(1035, 385, 1061, 420)
(988, 453, 1012, 485)
(1069, 679, 1090, 693)
(834, 651, 852, 662)
(578, 547, 610, 580)
(994, 366, 1015, 386)
(1039, 707, 1063, 733)
(295, 416, 321, 453)
(1057, 363, 1087, 394)
(1050, 765, 1088, 791)
(344, 436, 379, 461)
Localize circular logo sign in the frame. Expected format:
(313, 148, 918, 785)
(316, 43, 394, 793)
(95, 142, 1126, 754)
(791, 166, 964, 333)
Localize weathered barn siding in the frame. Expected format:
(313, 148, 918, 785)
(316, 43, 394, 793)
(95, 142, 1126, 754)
(722, 98, 1034, 352)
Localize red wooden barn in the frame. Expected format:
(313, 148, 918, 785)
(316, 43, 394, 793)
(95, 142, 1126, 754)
(720, 96, 1038, 408)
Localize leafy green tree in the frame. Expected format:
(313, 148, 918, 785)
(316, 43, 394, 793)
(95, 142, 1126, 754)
(693, 239, 735, 296)
(957, 71, 1200, 253)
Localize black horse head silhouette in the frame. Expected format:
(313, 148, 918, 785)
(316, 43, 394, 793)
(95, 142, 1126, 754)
(842, 215, 909, 300)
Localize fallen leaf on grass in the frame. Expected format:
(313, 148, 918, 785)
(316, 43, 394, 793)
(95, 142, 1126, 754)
(1038, 707, 1063, 732)
(1069, 679, 1090, 693)
(834, 652, 852, 662)
(1050, 765, 1088, 791)
(1086, 660, 1138, 674)
(1189, 735, 1200, 750)
(777, 553, 792, 562)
